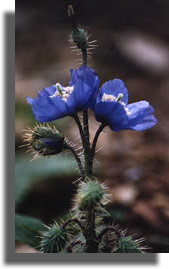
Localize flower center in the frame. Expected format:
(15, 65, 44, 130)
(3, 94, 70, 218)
(101, 93, 116, 102)
(101, 93, 130, 115)
(50, 83, 74, 102)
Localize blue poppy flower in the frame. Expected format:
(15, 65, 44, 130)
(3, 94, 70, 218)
(93, 79, 157, 131)
(26, 65, 99, 122)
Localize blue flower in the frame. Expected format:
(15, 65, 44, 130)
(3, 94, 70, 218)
(93, 79, 157, 131)
(26, 66, 99, 122)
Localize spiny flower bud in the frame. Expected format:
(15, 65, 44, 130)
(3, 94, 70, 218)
(68, 4, 97, 63)
(23, 123, 64, 159)
(68, 4, 88, 50)
(74, 179, 109, 211)
(40, 222, 66, 253)
(115, 236, 143, 253)
(72, 27, 89, 50)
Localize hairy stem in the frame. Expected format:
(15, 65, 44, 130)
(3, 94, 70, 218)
(64, 143, 85, 179)
(82, 48, 87, 65)
(91, 123, 106, 159)
(90, 123, 106, 172)
(98, 226, 122, 242)
(73, 114, 86, 147)
(81, 48, 92, 177)
(84, 210, 98, 253)
(72, 113, 92, 177)
(83, 109, 92, 177)
(62, 218, 84, 232)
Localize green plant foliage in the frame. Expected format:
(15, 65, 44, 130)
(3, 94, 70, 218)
(15, 214, 46, 249)
(15, 154, 78, 209)
(75, 180, 106, 211)
(115, 236, 142, 253)
(40, 222, 66, 253)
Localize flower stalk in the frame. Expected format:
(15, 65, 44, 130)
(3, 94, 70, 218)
(83, 109, 92, 177)
(84, 209, 98, 253)
(90, 123, 106, 172)
(69, 6, 93, 178)
(64, 143, 85, 179)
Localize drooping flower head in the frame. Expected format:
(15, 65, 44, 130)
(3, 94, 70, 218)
(26, 65, 99, 122)
(93, 79, 157, 131)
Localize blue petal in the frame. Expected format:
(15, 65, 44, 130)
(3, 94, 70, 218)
(128, 115, 157, 131)
(43, 85, 56, 95)
(127, 101, 155, 126)
(94, 99, 157, 132)
(121, 101, 157, 130)
(94, 101, 129, 131)
(71, 65, 99, 110)
(26, 85, 70, 122)
(98, 79, 128, 104)
(69, 65, 94, 85)
(26, 97, 33, 105)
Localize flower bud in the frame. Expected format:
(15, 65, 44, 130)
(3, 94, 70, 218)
(72, 27, 88, 50)
(115, 236, 143, 253)
(74, 179, 109, 211)
(40, 223, 66, 253)
(23, 123, 64, 158)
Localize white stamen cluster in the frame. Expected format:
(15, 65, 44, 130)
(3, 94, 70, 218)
(50, 83, 74, 102)
(101, 93, 131, 115)
(102, 93, 116, 102)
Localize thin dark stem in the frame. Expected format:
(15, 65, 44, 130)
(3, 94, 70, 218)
(64, 143, 85, 179)
(83, 110, 90, 145)
(72, 114, 86, 148)
(83, 109, 92, 177)
(90, 123, 106, 172)
(84, 210, 98, 252)
(98, 226, 122, 242)
(81, 47, 92, 177)
(82, 48, 87, 65)
(72, 113, 92, 177)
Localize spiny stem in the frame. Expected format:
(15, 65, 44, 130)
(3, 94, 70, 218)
(81, 44, 92, 177)
(83, 109, 92, 177)
(72, 113, 87, 148)
(68, 5, 92, 178)
(72, 113, 92, 177)
(82, 48, 87, 65)
(62, 218, 84, 232)
(64, 143, 85, 179)
(84, 210, 98, 252)
(83, 110, 90, 145)
(98, 226, 122, 242)
(90, 123, 106, 172)
(91, 123, 106, 157)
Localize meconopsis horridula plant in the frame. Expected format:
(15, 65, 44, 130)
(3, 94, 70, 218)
(24, 5, 157, 253)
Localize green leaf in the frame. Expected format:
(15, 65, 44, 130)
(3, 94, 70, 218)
(15, 154, 78, 208)
(15, 214, 46, 249)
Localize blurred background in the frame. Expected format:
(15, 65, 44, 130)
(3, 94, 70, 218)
(16, 0, 169, 252)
